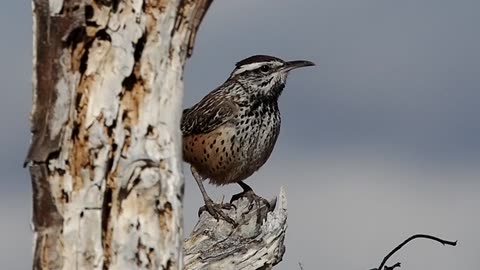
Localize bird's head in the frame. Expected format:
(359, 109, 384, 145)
(228, 55, 315, 99)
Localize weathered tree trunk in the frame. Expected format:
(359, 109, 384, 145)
(27, 0, 211, 269)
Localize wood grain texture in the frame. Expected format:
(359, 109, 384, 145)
(28, 0, 212, 269)
(184, 188, 288, 270)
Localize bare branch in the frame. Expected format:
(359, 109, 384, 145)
(372, 234, 457, 270)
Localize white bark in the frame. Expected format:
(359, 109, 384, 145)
(28, 0, 211, 269)
(184, 188, 288, 270)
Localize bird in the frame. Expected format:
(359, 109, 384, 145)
(181, 55, 314, 224)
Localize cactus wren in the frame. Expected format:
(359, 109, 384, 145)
(181, 55, 314, 224)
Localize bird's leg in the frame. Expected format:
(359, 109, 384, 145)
(231, 181, 271, 210)
(191, 166, 237, 225)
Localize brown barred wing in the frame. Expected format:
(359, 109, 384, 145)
(181, 90, 238, 136)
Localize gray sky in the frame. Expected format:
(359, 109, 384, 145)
(1, 0, 479, 269)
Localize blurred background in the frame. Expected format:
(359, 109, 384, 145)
(1, 0, 479, 269)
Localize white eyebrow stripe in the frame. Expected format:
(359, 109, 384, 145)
(232, 62, 266, 76)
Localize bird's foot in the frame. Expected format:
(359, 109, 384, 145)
(198, 199, 237, 226)
(231, 190, 271, 211)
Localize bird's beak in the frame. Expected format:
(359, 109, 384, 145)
(283, 60, 315, 71)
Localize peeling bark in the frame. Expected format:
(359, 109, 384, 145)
(28, 0, 212, 269)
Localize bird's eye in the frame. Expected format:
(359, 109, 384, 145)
(259, 65, 270, 73)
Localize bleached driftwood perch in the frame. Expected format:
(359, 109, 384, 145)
(184, 188, 288, 270)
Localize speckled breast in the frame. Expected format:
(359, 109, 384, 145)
(183, 106, 281, 185)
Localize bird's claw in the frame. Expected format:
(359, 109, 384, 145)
(231, 190, 270, 210)
(198, 200, 237, 226)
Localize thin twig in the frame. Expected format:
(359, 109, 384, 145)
(375, 234, 457, 270)
(384, 262, 401, 270)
